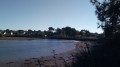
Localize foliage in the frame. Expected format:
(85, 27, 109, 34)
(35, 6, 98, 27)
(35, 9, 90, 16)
(48, 27, 54, 32)
(0, 33, 2, 37)
(72, 0, 120, 67)
(91, 0, 120, 38)
(0, 27, 99, 39)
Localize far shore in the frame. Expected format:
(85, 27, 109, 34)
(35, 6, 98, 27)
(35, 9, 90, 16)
(0, 37, 41, 40)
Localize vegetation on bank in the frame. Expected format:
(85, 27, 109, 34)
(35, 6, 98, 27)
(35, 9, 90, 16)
(72, 0, 120, 67)
(0, 27, 101, 40)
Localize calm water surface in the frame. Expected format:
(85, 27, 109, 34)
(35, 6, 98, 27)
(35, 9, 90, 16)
(0, 39, 76, 62)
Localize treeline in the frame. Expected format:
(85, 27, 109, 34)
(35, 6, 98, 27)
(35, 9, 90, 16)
(0, 27, 101, 38)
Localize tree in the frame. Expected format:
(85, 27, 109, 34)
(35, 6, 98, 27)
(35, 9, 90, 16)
(91, 0, 120, 38)
(62, 27, 78, 37)
(55, 28, 62, 35)
(80, 30, 90, 37)
(48, 27, 54, 32)
(27, 29, 33, 35)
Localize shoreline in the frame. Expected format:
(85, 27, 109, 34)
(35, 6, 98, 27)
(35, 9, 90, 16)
(0, 49, 76, 67)
(0, 37, 40, 40)
(0, 41, 95, 67)
(0, 37, 98, 41)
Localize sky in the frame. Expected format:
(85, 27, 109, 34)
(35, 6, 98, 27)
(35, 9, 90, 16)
(0, 0, 103, 33)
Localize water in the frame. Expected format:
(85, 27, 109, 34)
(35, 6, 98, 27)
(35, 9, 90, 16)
(0, 39, 76, 63)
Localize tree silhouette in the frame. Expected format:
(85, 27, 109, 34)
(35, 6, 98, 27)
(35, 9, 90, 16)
(48, 27, 54, 32)
(62, 26, 78, 37)
(91, 0, 120, 38)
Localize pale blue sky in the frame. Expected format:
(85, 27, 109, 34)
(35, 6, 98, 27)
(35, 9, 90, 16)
(0, 0, 103, 33)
